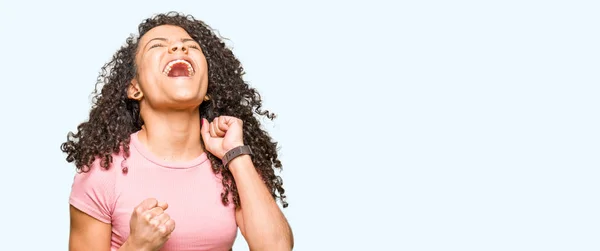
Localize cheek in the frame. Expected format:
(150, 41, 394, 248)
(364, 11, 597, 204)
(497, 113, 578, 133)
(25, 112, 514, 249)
(139, 51, 162, 70)
(137, 55, 163, 86)
(192, 51, 208, 72)
(137, 68, 155, 90)
(197, 58, 209, 84)
(200, 56, 208, 72)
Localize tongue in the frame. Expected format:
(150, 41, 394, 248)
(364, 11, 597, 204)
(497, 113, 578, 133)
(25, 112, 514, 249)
(168, 63, 190, 77)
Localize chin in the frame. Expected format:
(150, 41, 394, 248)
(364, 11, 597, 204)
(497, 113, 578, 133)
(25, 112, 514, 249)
(173, 96, 203, 106)
(159, 77, 207, 108)
(164, 90, 202, 108)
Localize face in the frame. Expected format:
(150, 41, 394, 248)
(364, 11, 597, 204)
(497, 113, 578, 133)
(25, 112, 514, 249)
(128, 25, 209, 110)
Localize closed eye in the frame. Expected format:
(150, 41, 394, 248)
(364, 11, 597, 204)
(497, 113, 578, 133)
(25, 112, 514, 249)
(188, 44, 200, 50)
(149, 43, 164, 50)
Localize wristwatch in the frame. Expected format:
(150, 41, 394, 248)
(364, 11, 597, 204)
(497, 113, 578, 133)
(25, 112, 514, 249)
(222, 145, 253, 167)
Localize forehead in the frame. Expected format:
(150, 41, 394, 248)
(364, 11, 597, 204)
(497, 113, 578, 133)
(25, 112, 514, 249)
(139, 25, 192, 44)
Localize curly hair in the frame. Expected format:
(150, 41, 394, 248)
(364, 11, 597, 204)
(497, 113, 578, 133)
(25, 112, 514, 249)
(60, 12, 287, 208)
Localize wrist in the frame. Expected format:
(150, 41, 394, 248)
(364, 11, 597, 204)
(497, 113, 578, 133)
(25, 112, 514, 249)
(224, 142, 244, 154)
(121, 238, 148, 251)
(222, 145, 253, 168)
(228, 154, 252, 172)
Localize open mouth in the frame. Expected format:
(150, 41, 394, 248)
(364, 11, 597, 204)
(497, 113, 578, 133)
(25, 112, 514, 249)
(163, 59, 194, 77)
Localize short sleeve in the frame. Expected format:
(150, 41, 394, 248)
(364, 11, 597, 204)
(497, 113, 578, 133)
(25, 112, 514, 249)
(69, 163, 118, 224)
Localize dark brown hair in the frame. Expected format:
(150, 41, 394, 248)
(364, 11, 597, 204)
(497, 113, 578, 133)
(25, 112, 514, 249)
(60, 12, 287, 208)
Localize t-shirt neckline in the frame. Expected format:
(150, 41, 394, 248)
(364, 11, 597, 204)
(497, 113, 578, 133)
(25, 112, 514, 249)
(130, 131, 208, 169)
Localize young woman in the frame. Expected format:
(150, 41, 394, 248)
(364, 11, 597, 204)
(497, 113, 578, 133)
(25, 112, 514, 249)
(61, 12, 292, 251)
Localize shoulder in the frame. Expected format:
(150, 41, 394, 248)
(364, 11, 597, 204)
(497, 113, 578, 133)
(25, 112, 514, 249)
(75, 133, 138, 177)
(70, 152, 128, 221)
(74, 152, 128, 178)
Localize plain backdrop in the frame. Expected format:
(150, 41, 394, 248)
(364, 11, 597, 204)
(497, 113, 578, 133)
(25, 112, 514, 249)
(0, 0, 598, 250)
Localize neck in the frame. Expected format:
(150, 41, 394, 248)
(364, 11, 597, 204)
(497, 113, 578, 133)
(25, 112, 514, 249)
(137, 108, 204, 162)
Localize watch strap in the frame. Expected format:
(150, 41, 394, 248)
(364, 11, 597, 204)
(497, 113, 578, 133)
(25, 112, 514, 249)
(222, 145, 253, 167)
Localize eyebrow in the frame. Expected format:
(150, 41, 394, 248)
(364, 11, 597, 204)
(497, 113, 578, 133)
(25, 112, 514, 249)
(143, 37, 198, 50)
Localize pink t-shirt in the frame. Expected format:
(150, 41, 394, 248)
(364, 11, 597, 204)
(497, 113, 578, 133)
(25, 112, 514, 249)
(69, 131, 238, 251)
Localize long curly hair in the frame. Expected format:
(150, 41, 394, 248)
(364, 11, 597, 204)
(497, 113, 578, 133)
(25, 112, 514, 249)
(60, 12, 287, 208)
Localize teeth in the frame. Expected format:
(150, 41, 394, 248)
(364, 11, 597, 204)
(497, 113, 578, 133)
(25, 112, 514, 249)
(163, 59, 194, 76)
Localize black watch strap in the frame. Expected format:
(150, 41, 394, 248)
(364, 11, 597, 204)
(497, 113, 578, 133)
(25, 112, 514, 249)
(222, 145, 253, 167)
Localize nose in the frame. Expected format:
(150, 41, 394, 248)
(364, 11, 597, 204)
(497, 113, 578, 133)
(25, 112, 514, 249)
(169, 42, 188, 54)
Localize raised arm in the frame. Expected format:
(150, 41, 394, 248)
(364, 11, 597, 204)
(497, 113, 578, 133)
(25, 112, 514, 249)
(231, 155, 293, 251)
(201, 116, 293, 251)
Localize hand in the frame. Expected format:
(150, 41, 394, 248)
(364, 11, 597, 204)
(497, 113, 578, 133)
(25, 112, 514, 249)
(201, 116, 244, 159)
(126, 198, 175, 251)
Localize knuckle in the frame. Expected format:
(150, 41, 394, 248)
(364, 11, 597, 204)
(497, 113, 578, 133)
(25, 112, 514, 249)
(143, 212, 153, 221)
(135, 207, 144, 215)
(168, 219, 176, 228)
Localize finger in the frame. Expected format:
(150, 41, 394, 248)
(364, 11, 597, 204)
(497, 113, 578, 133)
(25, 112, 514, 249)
(200, 118, 211, 140)
(213, 117, 226, 137)
(210, 120, 218, 137)
(217, 117, 230, 134)
(158, 218, 176, 238)
(142, 207, 165, 222)
(151, 212, 171, 228)
(220, 116, 242, 128)
(135, 198, 158, 214)
(157, 201, 169, 211)
(163, 219, 176, 234)
(218, 116, 233, 126)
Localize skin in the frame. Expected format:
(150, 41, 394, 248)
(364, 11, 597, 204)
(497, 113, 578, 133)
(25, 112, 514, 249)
(69, 25, 293, 251)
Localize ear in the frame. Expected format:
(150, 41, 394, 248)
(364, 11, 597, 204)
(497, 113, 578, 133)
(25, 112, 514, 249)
(127, 78, 143, 100)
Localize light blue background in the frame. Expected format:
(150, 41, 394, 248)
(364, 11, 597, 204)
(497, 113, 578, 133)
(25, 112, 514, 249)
(0, 0, 598, 250)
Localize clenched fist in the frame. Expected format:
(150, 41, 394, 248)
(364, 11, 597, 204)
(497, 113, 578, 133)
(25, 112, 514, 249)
(201, 116, 245, 159)
(125, 198, 175, 251)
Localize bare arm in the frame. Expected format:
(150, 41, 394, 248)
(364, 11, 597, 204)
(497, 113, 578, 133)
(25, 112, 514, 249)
(200, 116, 293, 250)
(69, 205, 138, 251)
(69, 205, 112, 251)
(230, 155, 293, 251)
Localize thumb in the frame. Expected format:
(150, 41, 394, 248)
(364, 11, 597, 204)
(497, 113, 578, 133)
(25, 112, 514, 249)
(201, 118, 210, 140)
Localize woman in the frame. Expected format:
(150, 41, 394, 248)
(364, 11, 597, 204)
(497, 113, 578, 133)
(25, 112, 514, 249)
(61, 12, 293, 251)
